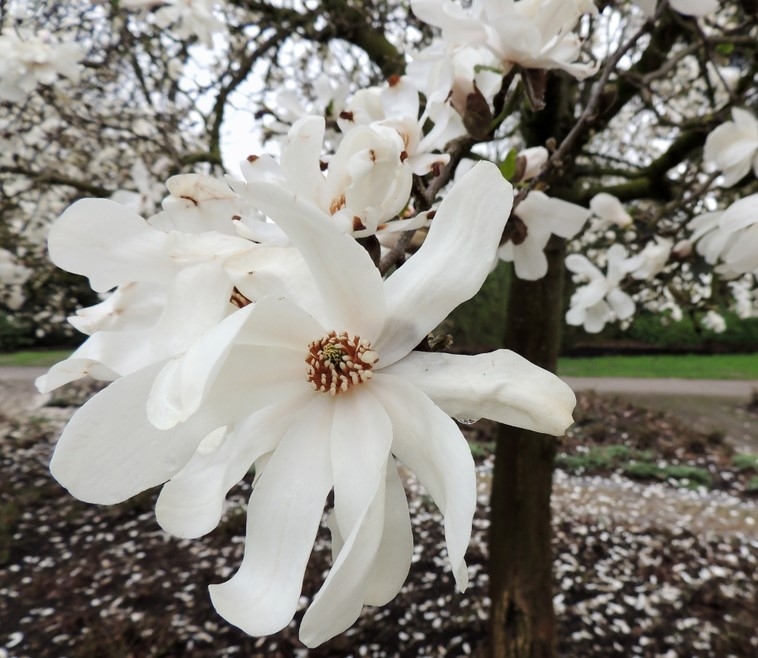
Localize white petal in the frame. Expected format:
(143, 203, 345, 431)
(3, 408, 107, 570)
(382, 350, 576, 436)
(370, 374, 476, 590)
(521, 191, 590, 240)
(330, 390, 393, 540)
(512, 225, 551, 280)
(243, 178, 386, 340)
(299, 459, 387, 647)
(280, 115, 326, 203)
(155, 394, 310, 538)
(670, 0, 718, 15)
(362, 460, 413, 606)
(47, 199, 177, 292)
(50, 362, 225, 504)
(209, 395, 334, 636)
(376, 162, 513, 366)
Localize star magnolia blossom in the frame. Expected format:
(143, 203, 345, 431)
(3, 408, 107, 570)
(48, 162, 576, 646)
(37, 175, 314, 393)
(628, 236, 673, 280)
(337, 76, 455, 176)
(589, 192, 633, 229)
(565, 244, 636, 333)
(703, 108, 758, 188)
(0, 27, 84, 102)
(410, 0, 598, 107)
(243, 115, 419, 238)
(689, 194, 758, 277)
(497, 190, 591, 280)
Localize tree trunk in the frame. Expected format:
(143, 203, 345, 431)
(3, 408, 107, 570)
(488, 236, 566, 658)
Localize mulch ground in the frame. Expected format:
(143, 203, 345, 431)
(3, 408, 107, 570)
(1, 390, 756, 657)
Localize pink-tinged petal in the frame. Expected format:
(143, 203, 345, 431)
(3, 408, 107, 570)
(209, 395, 334, 636)
(243, 179, 386, 340)
(47, 199, 177, 292)
(155, 393, 310, 538)
(376, 162, 513, 366)
(362, 460, 413, 606)
(370, 374, 475, 591)
(382, 350, 576, 436)
(299, 464, 387, 648)
(330, 390, 393, 541)
(50, 362, 227, 504)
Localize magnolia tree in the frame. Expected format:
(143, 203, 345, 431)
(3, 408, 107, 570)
(3, 0, 758, 656)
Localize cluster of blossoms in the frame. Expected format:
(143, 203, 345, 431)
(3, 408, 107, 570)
(121, 0, 226, 47)
(0, 26, 84, 102)
(688, 108, 758, 279)
(42, 102, 576, 643)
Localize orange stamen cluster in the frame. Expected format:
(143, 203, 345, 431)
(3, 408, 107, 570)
(306, 331, 379, 395)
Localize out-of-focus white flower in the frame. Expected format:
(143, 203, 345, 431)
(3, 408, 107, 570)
(634, 0, 719, 17)
(46, 163, 576, 647)
(565, 244, 636, 333)
(497, 191, 590, 280)
(337, 76, 452, 175)
(672, 238, 693, 259)
(589, 192, 633, 228)
(518, 146, 548, 181)
(688, 195, 758, 276)
(0, 248, 31, 310)
(243, 116, 418, 237)
(701, 309, 727, 333)
(124, 0, 226, 46)
(628, 236, 672, 280)
(110, 159, 168, 216)
(0, 27, 85, 102)
(703, 108, 758, 187)
(411, 0, 598, 86)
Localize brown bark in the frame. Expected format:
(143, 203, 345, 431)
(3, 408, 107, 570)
(487, 238, 566, 658)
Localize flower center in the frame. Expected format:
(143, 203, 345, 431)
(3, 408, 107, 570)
(306, 331, 379, 395)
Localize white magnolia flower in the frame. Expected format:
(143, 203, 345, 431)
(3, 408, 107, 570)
(48, 162, 576, 646)
(124, 0, 226, 47)
(0, 27, 84, 102)
(565, 244, 636, 333)
(589, 192, 633, 228)
(701, 309, 727, 333)
(337, 76, 452, 176)
(497, 191, 591, 280)
(243, 115, 418, 237)
(518, 146, 548, 181)
(634, 0, 719, 17)
(37, 194, 313, 392)
(628, 236, 673, 280)
(410, 0, 598, 98)
(703, 108, 758, 187)
(688, 195, 758, 276)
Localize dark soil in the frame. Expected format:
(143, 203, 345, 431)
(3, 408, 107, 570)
(0, 392, 756, 657)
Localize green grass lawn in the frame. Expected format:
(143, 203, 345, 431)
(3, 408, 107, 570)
(0, 350, 71, 367)
(558, 353, 758, 380)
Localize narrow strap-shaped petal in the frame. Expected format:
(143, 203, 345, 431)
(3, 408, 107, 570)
(376, 162, 513, 366)
(243, 168, 386, 341)
(209, 395, 334, 636)
(299, 458, 387, 648)
(382, 350, 576, 436)
(369, 374, 476, 591)
(50, 362, 228, 504)
(330, 390, 393, 540)
(155, 392, 311, 538)
(362, 459, 413, 606)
